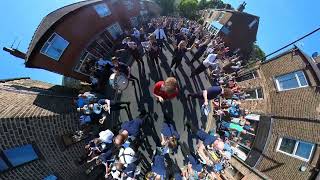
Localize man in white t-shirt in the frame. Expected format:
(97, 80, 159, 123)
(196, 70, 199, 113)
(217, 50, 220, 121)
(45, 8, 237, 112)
(190, 52, 222, 77)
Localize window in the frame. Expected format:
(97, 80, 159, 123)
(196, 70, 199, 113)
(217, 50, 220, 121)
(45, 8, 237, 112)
(140, 1, 145, 9)
(123, 0, 133, 10)
(277, 137, 315, 161)
(107, 23, 123, 39)
(275, 71, 308, 91)
(130, 17, 139, 27)
(94, 3, 111, 17)
(140, 10, 148, 16)
(3, 144, 38, 167)
(40, 33, 69, 60)
(249, 19, 258, 29)
(216, 12, 225, 21)
(0, 158, 9, 172)
(74, 51, 97, 75)
(236, 70, 259, 82)
(245, 88, 263, 100)
(209, 12, 214, 18)
(220, 26, 230, 35)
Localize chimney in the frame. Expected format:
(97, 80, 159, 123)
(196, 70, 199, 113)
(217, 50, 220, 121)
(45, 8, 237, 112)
(3, 47, 26, 60)
(237, 1, 246, 12)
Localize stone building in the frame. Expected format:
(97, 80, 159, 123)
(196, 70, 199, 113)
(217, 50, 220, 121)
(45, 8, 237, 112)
(0, 78, 86, 180)
(226, 46, 320, 180)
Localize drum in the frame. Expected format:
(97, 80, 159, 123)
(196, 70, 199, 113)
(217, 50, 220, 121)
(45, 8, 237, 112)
(109, 72, 129, 91)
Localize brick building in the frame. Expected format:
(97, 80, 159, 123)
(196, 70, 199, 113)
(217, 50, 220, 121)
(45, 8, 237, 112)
(3, 0, 160, 82)
(0, 78, 87, 179)
(226, 47, 320, 179)
(201, 3, 259, 59)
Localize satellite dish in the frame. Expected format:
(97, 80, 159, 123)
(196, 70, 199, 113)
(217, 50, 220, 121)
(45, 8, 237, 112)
(312, 52, 318, 58)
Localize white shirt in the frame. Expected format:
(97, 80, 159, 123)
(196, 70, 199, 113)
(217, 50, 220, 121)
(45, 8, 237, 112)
(133, 29, 140, 39)
(118, 147, 137, 167)
(153, 28, 167, 40)
(99, 129, 114, 143)
(203, 53, 218, 68)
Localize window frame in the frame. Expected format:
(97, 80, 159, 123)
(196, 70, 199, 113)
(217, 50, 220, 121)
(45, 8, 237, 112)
(275, 70, 309, 91)
(123, 0, 134, 11)
(93, 3, 111, 18)
(40, 33, 69, 61)
(245, 88, 263, 100)
(74, 50, 97, 76)
(130, 16, 139, 27)
(276, 137, 315, 162)
(236, 70, 259, 82)
(107, 22, 123, 39)
(0, 144, 41, 173)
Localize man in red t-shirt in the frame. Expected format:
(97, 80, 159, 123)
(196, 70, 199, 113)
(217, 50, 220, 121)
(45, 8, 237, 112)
(153, 77, 178, 102)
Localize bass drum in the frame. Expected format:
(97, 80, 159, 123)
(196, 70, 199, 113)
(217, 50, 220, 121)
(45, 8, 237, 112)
(109, 72, 129, 91)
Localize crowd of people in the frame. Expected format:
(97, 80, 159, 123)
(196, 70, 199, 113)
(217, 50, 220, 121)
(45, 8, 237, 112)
(73, 16, 255, 180)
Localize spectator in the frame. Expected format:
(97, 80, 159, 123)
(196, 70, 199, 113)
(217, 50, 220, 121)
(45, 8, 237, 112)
(190, 51, 223, 77)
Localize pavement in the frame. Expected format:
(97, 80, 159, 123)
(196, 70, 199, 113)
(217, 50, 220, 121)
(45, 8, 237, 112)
(112, 42, 215, 175)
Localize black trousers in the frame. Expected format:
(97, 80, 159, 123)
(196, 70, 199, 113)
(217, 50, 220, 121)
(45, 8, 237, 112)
(170, 57, 182, 69)
(157, 39, 164, 50)
(110, 100, 129, 111)
(191, 63, 206, 77)
(189, 91, 204, 100)
(150, 54, 159, 65)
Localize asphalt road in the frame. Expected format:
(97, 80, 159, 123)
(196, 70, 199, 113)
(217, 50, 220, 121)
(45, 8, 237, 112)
(114, 42, 212, 175)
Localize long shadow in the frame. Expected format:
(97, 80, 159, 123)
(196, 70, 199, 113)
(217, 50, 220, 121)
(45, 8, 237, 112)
(160, 101, 173, 119)
(146, 54, 160, 82)
(158, 52, 172, 77)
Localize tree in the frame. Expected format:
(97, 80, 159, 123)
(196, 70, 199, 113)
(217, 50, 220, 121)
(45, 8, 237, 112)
(179, 0, 198, 20)
(248, 43, 266, 63)
(155, 0, 175, 16)
(198, 0, 208, 10)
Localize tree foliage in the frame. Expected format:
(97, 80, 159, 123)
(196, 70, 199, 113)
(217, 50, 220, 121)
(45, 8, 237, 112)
(179, 0, 198, 20)
(197, 0, 234, 10)
(248, 43, 266, 62)
(155, 0, 176, 16)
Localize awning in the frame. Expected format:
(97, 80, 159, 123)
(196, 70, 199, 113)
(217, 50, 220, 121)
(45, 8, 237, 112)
(210, 21, 224, 30)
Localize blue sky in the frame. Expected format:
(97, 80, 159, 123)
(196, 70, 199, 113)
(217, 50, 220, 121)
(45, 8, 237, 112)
(0, 0, 319, 85)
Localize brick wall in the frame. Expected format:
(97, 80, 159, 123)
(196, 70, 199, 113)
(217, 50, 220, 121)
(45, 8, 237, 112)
(235, 49, 320, 179)
(0, 79, 86, 180)
(256, 118, 320, 180)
